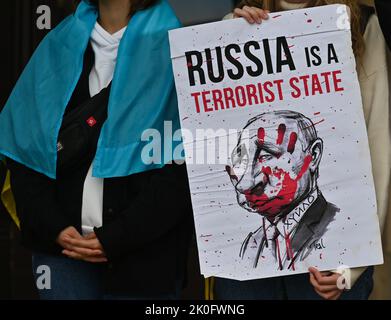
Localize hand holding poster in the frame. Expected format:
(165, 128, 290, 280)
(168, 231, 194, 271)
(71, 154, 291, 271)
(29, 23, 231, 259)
(169, 4, 383, 280)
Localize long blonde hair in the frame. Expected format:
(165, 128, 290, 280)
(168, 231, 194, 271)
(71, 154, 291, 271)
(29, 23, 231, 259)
(236, 0, 365, 59)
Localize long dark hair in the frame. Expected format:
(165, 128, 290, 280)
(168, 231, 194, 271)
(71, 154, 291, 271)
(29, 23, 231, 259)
(88, 0, 159, 15)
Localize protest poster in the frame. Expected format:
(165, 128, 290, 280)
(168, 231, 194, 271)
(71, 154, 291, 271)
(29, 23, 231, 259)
(169, 4, 383, 280)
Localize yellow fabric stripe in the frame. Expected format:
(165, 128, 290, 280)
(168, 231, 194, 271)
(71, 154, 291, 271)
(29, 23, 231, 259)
(204, 277, 210, 300)
(1, 170, 20, 229)
(210, 277, 215, 300)
(204, 277, 216, 300)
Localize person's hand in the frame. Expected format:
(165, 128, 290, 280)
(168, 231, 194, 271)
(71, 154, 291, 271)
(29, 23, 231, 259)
(309, 267, 344, 300)
(57, 227, 107, 263)
(62, 231, 107, 263)
(233, 6, 270, 24)
(56, 226, 83, 249)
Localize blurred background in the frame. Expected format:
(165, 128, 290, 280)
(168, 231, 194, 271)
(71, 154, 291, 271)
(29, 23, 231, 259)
(0, 0, 389, 300)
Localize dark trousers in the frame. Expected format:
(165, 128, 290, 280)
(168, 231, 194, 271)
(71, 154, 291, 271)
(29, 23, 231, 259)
(215, 267, 374, 300)
(32, 253, 182, 300)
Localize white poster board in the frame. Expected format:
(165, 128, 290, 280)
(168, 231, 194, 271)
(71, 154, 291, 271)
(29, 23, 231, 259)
(169, 4, 383, 280)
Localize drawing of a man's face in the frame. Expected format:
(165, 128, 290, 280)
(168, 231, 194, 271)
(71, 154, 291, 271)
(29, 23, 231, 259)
(227, 111, 323, 219)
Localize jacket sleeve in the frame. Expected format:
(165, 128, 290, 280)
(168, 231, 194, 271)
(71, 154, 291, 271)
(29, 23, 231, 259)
(7, 159, 71, 253)
(94, 163, 193, 261)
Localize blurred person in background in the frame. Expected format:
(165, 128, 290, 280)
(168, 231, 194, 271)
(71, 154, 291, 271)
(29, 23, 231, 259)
(216, 0, 390, 300)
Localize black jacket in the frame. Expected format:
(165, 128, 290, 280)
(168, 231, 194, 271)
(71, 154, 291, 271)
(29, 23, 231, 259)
(7, 44, 194, 296)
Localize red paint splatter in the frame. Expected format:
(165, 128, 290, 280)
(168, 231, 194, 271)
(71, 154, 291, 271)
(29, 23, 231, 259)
(258, 127, 265, 145)
(201, 234, 213, 238)
(275, 238, 283, 270)
(272, 15, 282, 19)
(288, 45, 295, 49)
(314, 112, 321, 116)
(312, 119, 325, 126)
(287, 132, 298, 154)
(307, 19, 313, 23)
(244, 155, 312, 217)
(320, 253, 323, 260)
(285, 231, 295, 271)
(276, 124, 286, 145)
(182, 117, 189, 121)
(296, 155, 312, 180)
(262, 166, 272, 177)
(304, 119, 325, 130)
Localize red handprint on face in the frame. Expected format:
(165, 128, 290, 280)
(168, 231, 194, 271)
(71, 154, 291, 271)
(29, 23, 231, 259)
(227, 117, 313, 218)
(229, 111, 337, 271)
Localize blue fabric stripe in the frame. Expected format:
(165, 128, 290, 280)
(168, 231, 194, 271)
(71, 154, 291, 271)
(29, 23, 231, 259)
(0, 0, 183, 179)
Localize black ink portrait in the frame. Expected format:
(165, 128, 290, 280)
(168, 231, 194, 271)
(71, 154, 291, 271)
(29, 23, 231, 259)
(226, 110, 339, 271)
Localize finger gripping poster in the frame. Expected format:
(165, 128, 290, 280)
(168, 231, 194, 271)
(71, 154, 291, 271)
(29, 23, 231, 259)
(169, 4, 383, 280)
